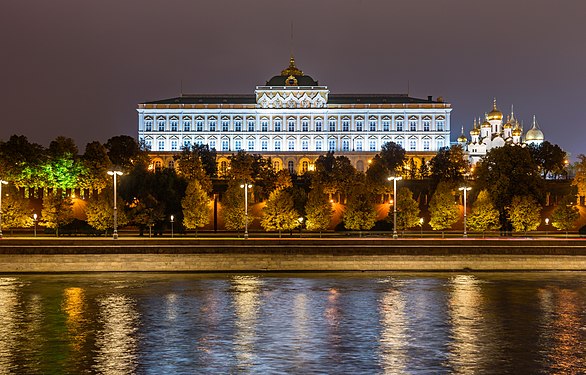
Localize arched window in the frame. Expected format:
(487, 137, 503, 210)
(220, 161, 228, 176)
(356, 160, 364, 172)
(288, 161, 295, 174)
(154, 160, 162, 170)
(302, 161, 309, 173)
(168, 160, 175, 169)
(273, 160, 281, 171)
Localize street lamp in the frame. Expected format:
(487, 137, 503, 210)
(545, 217, 550, 237)
(33, 213, 38, 237)
(419, 217, 424, 238)
(107, 171, 123, 239)
(298, 217, 304, 238)
(387, 176, 402, 239)
(240, 183, 253, 239)
(459, 186, 472, 238)
(170, 215, 174, 238)
(0, 180, 7, 239)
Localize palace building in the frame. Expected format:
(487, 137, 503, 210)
(138, 57, 452, 175)
(458, 99, 545, 165)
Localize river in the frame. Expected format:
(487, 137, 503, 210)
(0, 272, 585, 374)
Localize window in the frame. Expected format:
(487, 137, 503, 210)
(302, 120, 309, 132)
(234, 120, 242, 132)
(410, 120, 417, 132)
(288, 161, 294, 174)
(222, 120, 229, 132)
(437, 120, 445, 131)
(171, 120, 178, 132)
(382, 120, 390, 132)
(423, 120, 430, 132)
(329, 139, 336, 151)
(316, 140, 322, 151)
(302, 161, 309, 174)
(209, 140, 216, 150)
(423, 140, 430, 151)
(220, 161, 228, 176)
(396, 139, 404, 148)
(274, 118, 282, 132)
(196, 120, 203, 132)
(183, 120, 191, 131)
(369, 120, 377, 132)
(261, 140, 268, 151)
(302, 140, 308, 150)
(288, 119, 295, 132)
(183, 140, 191, 148)
(158, 119, 165, 132)
(275, 140, 281, 151)
(409, 140, 417, 151)
(145, 120, 152, 132)
(356, 120, 363, 132)
(222, 140, 229, 151)
(155, 160, 162, 170)
(261, 120, 268, 132)
(329, 119, 336, 132)
(235, 140, 242, 150)
(273, 161, 281, 171)
(209, 120, 216, 132)
(288, 140, 295, 150)
(369, 140, 376, 151)
(195, 139, 203, 146)
(171, 140, 178, 150)
(145, 139, 152, 150)
(342, 140, 349, 151)
(315, 119, 323, 132)
(248, 120, 255, 132)
(436, 139, 444, 149)
(158, 140, 165, 150)
(168, 160, 175, 169)
(396, 120, 404, 132)
(356, 140, 363, 151)
(248, 140, 255, 151)
(342, 119, 350, 132)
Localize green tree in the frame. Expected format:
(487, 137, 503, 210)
(78, 141, 112, 191)
(393, 187, 421, 231)
(467, 190, 500, 235)
(312, 152, 356, 202)
(261, 189, 300, 237)
(429, 182, 459, 234)
(305, 189, 333, 236)
(221, 181, 247, 233)
(0, 135, 47, 188)
(507, 195, 542, 234)
(366, 155, 390, 199)
(174, 144, 214, 192)
(85, 190, 128, 235)
(344, 180, 377, 233)
(474, 144, 544, 213)
(571, 154, 586, 199)
(129, 193, 165, 236)
(380, 141, 406, 175)
(430, 145, 469, 185)
(182, 180, 210, 237)
(105, 135, 149, 171)
(528, 141, 566, 178)
(1, 187, 33, 233)
(41, 192, 73, 237)
(551, 195, 580, 235)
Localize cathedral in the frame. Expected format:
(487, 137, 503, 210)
(458, 99, 545, 164)
(137, 57, 452, 175)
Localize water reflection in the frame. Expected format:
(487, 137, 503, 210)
(93, 293, 139, 375)
(231, 275, 262, 371)
(378, 280, 407, 373)
(0, 277, 21, 373)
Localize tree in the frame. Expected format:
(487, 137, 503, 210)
(1, 187, 33, 233)
(312, 152, 356, 202)
(41, 192, 73, 237)
(429, 182, 459, 235)
(571, 154, 586, 199)
(380, 142, 406, 175)
(366, 155, 391, 198)
(261, 189, 300, 237)
(474, 144, 544, 213)
(467, 190, 500, 235)
(128, 193, 165, 236)
(46, 136, 83, 190)
(0, 135, 47, 188)
(182, 180, 210, 237)
(507, 195, 542, 234)
(528, 141, 566, 179)
(174, 144, 215, 192)
(551, 194, 580, 235)
(48, 136, 78, 159)
(305, 189, 333, 236)
(78, 141, 112, 192)
(105, 135, 149, 171)
(430, 145, 469, 185)
(344, 180, 377, 234)
(85, 190, 128, 235)
(393, 187, 421, 231)
(222, 181, 247, 233)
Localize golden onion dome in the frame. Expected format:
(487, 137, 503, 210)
(457, 134, 468, 143)
(481, 119, 491, 128)
(487, 98, 503, 121)
(503, 120, 513, 129)
(470, 128, 480, 136)
(512, 126, 522, 136)
(525, 116, 544, 141)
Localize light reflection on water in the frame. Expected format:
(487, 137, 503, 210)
(0, 272, 584, 374)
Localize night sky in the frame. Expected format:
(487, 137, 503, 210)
(2, 1, 585, 158)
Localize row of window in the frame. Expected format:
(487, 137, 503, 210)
(144, 138, 444, 152)
(143, 117, 446, 133)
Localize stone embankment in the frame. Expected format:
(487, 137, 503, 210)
(0, 238, 585, 272)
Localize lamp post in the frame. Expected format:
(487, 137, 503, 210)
(459, 186, 472, 238)
(387, 176, 402, 239)
(0, 180, 7, 239)
(298, 217, 304, 238)
(240, 183, 252, 239)
(419, 217, 424, 238)
(545, 218, 549, 237)
(33, 213, 38, 237)
(107, 171, 123, 239)
(170, 215, 174, 238)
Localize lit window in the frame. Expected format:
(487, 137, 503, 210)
(209, 140, 216, 149)
(234, 120, 242, 132)
(248, 120, 255, 132)
(145, 139, 152, 150)
(342, 120, 350, 132)
(288, 161, 294, 173)
(168, 160, 175, 169)
(288, 119, 295, 132)
(145, 120, 152, 132)
(274, 119, 282, 132)
(170, 119, 178, 132)
(261, 140, 268, 151)
(196, 121, 203, 132)
(369, 140, 376, 151)
(383, 120, 390, 132)
(356, 121, 363, 132)
(183, 120, 191, 131)
(437, 120, 445, 131)
(342, 140, 349, 151)
(222, 120, 229, 132)
(410, 140, 416, 150)
(369, 120, 377, 132)
(261, 120, 268, 132)
(423, 140, 430, 150)
(302, 120, 309, 132)
(436, 139, 444, 149)
(302, 161, 308, 173)
(315, 119, 323, 132)
(316, 140, 322, 151)
(183, 140, 191, 148)
(158, 119, 165, 132)
(329, 139, 336, 151)
(235, 140, 242, 150)
(158, 140, 165, 150)
(288, 140, 295, 150)
(423, 120, 430, 132)
(302, 140, 308, 150)
(209, 120, 216, 132)
(356, 140, 363, 151)
(329, 119, 336, 132)
(275, 140, 281, 151)
(396, 120, 404, 132)
(222, 140, 229, 151)
(171, 140, 178, 150)
(273, 161, 281, 171)
(248, 140, 254, 151)
(410, 120, 417, 132)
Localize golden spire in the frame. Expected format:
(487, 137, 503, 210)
(487, 98, 503, 121)
(281, 55, 303, 77)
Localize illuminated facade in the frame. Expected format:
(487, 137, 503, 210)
(459, 100, 545, 165)
(138, 57, 452, 174)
